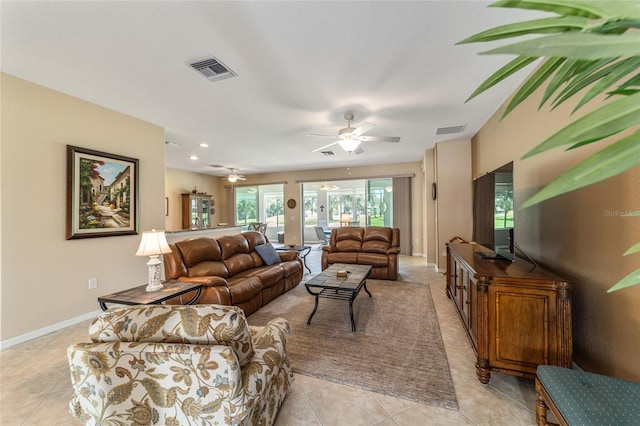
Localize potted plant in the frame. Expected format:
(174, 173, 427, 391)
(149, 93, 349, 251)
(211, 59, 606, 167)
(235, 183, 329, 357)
(460, 0, 640, 292)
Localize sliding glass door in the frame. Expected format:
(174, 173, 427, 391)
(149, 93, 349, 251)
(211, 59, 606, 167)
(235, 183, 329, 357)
(234, 184, 284, 241)
(302, 178, 393, 243)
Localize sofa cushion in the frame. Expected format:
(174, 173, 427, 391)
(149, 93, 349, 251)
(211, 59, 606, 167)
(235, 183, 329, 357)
(241, 264, 285, 288)
(255, 243, 282, 266)
(227, 276, 263, 304)
(358, 252, 390, 267)
(362, 227, 392, 253)
(188, 260, 230, 278)
(89, 304, 255, 367)
(176, 237, 222, 267)
(327, 252, 358, 265)
(218, 234, 251, 259)
(225, 253, 257, 276)
(243, 231, 269, 250)
(280, 258, 302, 277)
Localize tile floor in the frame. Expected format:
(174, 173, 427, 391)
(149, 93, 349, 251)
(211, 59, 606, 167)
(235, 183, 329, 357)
(0, 248, 540, 425)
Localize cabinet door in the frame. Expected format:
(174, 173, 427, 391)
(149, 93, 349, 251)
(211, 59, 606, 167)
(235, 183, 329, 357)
(190, 198, 199, 228)
(488, 286, 557, 375)
(201, 199, 210, 228)
(468, 276, 478, 350)
(447, 253, 457, 299)
(460, 267, 470, 326)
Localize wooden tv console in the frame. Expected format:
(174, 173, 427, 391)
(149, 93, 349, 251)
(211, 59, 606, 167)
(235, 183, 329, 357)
(446, 242, 572, 384)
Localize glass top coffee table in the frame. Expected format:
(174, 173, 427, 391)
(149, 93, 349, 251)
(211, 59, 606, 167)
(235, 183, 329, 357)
(305, 263, 372, 332)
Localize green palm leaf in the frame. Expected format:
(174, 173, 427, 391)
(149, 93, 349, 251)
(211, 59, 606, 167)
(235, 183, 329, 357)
(523, 92, 640, 158)
(464, 1, 640, 292)
(625, 242, 640, 256)
(607, 268, 640, 293)
(503, 57, 565, 117)
(457, 16, 587, 44)
(483, 33, 640, 59)
(521, 132, 640, 207)
(551, 58, 619, 109)
(466, 56, 536, 102)
(574, 58, 640, 111)
(490, 0, 640, 19)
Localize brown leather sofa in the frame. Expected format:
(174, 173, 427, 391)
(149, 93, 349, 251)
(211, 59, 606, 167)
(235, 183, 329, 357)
(164, 232, 303, 316)
(321, 226, 400, 280)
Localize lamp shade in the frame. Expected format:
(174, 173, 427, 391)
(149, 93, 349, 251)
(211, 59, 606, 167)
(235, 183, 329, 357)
(135, 230, 171, 257)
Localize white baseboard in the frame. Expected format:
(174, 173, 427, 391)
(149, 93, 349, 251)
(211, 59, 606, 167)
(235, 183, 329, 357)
(0, 310, 101, 351)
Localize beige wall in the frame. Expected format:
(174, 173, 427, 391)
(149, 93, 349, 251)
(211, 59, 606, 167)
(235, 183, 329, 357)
(433, 140, 473, 270)
(227, 163, 424, 253)
(164, 168, 225, 231)
(0, 74, 166, 342)
(473, 86, 640, 381)
(422, 150, 437, 265)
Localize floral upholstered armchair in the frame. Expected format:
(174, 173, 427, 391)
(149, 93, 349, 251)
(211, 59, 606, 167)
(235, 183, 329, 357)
(67, 304, 293, 425)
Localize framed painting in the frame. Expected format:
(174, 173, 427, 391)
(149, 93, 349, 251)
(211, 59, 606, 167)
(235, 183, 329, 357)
(66, 145, 139, 239)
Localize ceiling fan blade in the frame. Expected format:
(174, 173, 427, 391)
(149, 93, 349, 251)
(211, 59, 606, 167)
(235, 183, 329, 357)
(351, 122, 375, 138)
(306, 134, 337, 138)
(359, 135, 401, 143)
(312, 141, 339, 152)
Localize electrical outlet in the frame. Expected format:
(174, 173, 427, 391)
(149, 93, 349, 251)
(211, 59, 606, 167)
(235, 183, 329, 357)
(88, 278, 98, 290)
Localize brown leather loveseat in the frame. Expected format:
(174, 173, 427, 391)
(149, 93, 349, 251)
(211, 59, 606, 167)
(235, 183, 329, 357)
(164, 231, 303, 315)
(321, 226, 400, 280)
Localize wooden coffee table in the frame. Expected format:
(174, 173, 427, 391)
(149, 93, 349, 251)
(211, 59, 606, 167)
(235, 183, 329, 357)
(305, 263, 372, 331)
(98, 281, 203, 311)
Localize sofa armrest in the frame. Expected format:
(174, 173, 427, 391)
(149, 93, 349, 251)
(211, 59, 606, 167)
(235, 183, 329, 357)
(68, 342, 244, 425)
(173, 276, 231, 304)
(240, 319, 294, 423)
(177, 275, 229, 288)
(322, 245, 337, 253)
(277, 251, 299, 262)
(386, 247, 401, 255)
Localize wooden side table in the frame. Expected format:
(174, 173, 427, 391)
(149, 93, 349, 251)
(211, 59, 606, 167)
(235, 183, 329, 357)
(98, 282, 203, 311)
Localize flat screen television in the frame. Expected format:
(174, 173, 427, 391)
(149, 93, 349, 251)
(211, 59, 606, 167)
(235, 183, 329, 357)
(473, 162, 515, 261)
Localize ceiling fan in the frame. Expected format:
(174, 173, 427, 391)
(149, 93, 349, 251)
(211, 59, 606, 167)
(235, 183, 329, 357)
(318, 182, 339, 191)
(226, 168, 246, 183)
(209, 165, 247, 182)
(308, 113, 400, 154)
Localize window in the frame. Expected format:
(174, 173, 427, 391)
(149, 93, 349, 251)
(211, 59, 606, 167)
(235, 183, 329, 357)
(302, 179, 393, 243)
(234, 184, 284, 240)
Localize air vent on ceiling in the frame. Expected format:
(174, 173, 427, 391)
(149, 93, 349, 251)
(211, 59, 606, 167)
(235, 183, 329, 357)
(320, 151, 335, 156)
(435, 124, 466, 136)
(189, 57, 237, 82)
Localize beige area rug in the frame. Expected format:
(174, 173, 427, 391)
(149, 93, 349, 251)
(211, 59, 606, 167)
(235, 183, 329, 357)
(248, 279, 458, 409)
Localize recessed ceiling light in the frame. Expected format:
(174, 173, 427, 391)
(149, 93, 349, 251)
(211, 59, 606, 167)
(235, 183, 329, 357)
(190, 155, 198, 160)
(199, 143, 209, 148)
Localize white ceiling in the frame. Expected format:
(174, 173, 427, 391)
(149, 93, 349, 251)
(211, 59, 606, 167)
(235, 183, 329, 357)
(1, 1, 542, 177)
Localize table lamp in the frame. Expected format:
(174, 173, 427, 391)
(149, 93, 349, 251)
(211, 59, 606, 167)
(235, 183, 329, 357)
(135, 229, 172, 292)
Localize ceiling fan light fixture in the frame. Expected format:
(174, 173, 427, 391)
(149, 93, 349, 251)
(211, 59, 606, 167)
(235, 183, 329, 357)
(228, 175, 238, 183)
(338, 139, 361, 152)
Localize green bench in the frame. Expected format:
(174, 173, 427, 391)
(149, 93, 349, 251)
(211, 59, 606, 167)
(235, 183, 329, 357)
(536, 365, 640, 425)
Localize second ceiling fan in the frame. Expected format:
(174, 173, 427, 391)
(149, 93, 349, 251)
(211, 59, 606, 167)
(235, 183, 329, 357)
(226, 168, 246, 183)
(309, 113, 400, 154)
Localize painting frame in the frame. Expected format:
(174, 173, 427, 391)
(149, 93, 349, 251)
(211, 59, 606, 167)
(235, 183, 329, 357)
(66, 145, 139, 239)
